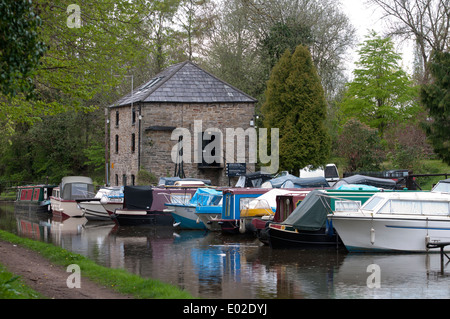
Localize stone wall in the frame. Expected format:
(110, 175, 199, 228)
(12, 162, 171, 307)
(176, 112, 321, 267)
(110, 102, 256, 186)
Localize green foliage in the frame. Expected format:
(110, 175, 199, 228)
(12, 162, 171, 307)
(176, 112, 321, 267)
(337, 118, 385, 172)
(340, 31, 420, 135)
(0, 110, 105, 184)
(261, 45, 331, 173)
(420, 50, 450, 165)
(0, 0, 47, 98)
(261, 21, 312, 71)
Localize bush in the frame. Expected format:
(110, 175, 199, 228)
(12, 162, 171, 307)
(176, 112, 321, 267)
(338, 118, 385, 172)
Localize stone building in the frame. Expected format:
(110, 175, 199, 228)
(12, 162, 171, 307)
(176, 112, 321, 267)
(108, 61, 257, 186)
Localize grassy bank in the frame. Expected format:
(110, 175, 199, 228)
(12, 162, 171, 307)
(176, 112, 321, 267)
(0, 230, 194, 299)
(0, 264, 45, 299)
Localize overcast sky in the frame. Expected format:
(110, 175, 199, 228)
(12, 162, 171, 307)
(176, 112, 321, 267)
(340, 0, 415, 75)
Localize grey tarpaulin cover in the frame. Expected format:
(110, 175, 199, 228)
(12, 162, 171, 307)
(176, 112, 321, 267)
(281, 190, 330, 231)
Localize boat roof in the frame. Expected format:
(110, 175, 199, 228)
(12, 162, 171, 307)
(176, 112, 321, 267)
(333, 174, 396, 189)
(368, 191, 450, 201)
(61, 176, 93, 185)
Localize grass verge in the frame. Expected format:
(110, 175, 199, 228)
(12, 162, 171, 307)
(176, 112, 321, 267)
(0, 230, 194, 299)
(0, 264, 45, 299)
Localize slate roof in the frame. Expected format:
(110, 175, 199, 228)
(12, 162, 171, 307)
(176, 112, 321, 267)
(110, 61, 257, 107)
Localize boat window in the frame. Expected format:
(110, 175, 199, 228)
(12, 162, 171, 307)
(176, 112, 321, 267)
(362, 196, 383, 211)
(335, 200, 361, 212)
(420, 201, 449, 215)
(225, 194, 232, 217)
(378, 199, 450, 215)
(240, 197, 254, 211)
(432, 182, 450, 193)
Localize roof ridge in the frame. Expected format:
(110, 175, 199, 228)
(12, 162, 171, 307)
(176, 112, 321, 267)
(186, 61, 257, 102)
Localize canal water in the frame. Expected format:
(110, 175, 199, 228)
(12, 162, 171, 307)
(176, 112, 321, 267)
(1, 201, 450, 299)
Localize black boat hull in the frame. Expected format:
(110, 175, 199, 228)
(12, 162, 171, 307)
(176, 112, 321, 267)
(268, 226, 342, 248)
(110, 211, 174, 226)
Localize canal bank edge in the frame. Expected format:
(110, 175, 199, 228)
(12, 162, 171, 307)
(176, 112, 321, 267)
(0, 230, 194, 299)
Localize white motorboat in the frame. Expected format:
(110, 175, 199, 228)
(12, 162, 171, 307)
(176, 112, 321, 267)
(77, 187, 123, 221)
(330, 191, 450, 252)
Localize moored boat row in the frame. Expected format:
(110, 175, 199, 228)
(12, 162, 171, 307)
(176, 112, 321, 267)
(14, 173, 450, 254)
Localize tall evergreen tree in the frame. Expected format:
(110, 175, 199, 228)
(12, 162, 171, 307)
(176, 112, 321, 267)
(420, 50, 450, 165)
(261, 45, 330, 174)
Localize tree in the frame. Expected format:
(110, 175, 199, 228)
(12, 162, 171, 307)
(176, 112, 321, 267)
(261, 45, 330, 174)
(0, 0, 156, 128)
(420, 50, 450, 165)
(368, 0, 449, 82)
(0, 0, 46, 98)
(340, 31, 420, 136)
(337, 118, 385, 172)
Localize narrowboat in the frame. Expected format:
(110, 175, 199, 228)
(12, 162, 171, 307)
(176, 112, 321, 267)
(267, 187, 388, 248)
(15, 184, 57, 213)
(253, 191, 310, 244)
(50, 176, 95, 218)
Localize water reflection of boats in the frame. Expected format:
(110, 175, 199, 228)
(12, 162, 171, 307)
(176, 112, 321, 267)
(334, 253, 450, 298)
(331, 191, 450, 252)
(50, 176, 95, 219)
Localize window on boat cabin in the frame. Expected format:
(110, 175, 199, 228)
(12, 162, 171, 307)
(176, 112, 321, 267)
(240, 197, 254, 211)
(224, 194, 232, 217)
(335, 200, 361, 212)
(379, 199, 449, 215)
(52, 189, 59, 198)
(66, 183, 93, 200)
(362, 196, 383, 211)
(33, 188, 40, 201)
(170, 193, 191, 204)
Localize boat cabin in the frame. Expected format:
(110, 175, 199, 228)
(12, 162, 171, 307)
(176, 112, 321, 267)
(221, 188, 271, 221)
(53, 176, 95, 200)
(360, 192, 450, 216)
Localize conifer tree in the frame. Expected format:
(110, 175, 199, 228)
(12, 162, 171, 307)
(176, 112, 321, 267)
(261, 45, 330, 174)
(420, 50, 450, 165)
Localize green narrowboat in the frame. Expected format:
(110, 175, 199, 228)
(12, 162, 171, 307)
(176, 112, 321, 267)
(15, 184, 57, 213)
